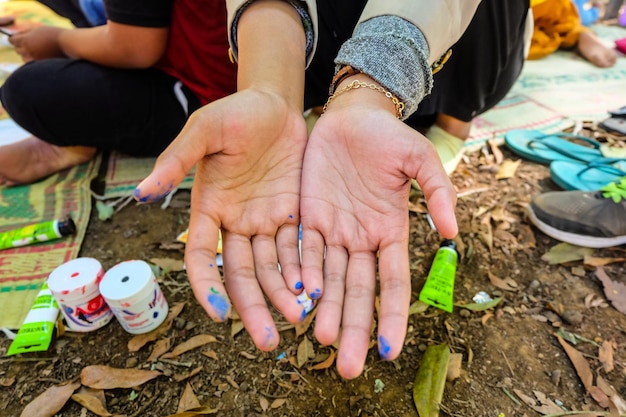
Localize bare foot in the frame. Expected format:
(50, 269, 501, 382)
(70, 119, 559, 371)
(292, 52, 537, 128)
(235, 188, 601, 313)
(578, 30, 617, 68)
(0, 136, 96, 186)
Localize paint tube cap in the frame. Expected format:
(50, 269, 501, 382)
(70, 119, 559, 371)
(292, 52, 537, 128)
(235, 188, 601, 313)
(99, 260, 155, 304)
(47, 257, 104, 294)
(57, 217, 77, 237)
(439, 239, 458, 253)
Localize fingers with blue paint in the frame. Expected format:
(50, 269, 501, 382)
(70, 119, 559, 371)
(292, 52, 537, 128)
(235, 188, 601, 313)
(375, 239, 412, 361)
(275, 222, 304, 295)
(134, 105, 224, 204)
(184, 206, 231, 323)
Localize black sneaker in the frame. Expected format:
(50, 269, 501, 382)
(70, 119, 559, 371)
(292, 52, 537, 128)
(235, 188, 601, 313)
(527, 178, 626, 248)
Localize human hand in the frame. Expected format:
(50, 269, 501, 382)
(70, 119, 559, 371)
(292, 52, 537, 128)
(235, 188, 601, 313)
(135, 89, 309, 350)
(300, 96, 458, 379)
(9, 26, 65, 61)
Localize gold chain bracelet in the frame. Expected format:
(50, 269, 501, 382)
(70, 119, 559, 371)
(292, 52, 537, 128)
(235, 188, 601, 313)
(322, 80, 405, 119)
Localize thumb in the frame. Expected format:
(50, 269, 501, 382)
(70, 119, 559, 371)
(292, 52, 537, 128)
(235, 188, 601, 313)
(134, 107, 221, 203)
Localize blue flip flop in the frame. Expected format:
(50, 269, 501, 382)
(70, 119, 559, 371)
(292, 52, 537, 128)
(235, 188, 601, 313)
(550, 159, 626, 191)
(504, 130, 604, 165)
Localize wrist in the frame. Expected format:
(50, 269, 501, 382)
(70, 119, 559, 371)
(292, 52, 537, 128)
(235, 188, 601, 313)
(323, 73, 404, 118)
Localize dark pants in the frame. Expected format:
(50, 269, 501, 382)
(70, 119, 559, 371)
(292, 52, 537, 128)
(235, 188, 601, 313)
(306, 0, 530, 127)
(0, 59, 200, 156)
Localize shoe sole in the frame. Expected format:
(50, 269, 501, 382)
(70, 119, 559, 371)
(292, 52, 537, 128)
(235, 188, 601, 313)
(526, 205, 626, 248)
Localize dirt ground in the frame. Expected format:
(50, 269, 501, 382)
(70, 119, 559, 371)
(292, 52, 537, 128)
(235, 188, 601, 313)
(1, 127, 626, 417)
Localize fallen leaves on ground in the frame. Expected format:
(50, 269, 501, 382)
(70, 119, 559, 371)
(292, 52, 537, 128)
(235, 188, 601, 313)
(556, 334, 626, 414)
(19, 381, 80, 417)
(541, 244, 594, 265)
(595, 267, 626, 315)
(487, 271, 519, 291)
(160, 334, 218, 359)
(128, 302, 185, 352)
(413, 343, 450, 417)
(178, 383, 201, 413)
(80, 365, 161, 389)
(71, 386, 111, 417)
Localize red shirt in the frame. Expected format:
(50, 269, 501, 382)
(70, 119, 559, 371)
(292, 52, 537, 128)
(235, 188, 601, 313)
(156, 0, 238, 105)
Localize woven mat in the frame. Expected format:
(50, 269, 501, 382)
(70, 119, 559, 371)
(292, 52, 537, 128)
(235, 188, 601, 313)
(103, 152, 195, 199)
(466, 24, 626, 152)
(0, 157, 101, 329)
(0, 1, 99, 329)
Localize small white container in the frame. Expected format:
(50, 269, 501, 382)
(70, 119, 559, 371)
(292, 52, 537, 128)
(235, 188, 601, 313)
(99, 260, 169, 334)
(47, 257, 114, 332)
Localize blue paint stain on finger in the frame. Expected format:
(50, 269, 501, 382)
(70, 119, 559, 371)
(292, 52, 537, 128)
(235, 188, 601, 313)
(309, 288, 322, 300)
(378, 335, 392, 360)
(134, 181, 175, 203)
(265, 326, 276, 349)
(207, 290, 230, 322)
(295, 281, 303, 290)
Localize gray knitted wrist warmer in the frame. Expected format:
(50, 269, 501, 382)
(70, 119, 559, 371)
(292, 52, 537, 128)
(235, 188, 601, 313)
(334, 16, 433, 119)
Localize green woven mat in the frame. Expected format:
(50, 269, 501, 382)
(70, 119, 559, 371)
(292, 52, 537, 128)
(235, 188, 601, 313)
(103, 152, 194, 199)
(0, 156, 101, 329)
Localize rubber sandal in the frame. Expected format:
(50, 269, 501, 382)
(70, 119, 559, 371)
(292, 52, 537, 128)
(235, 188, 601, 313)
(550, 159, 626, 191)
(504, 129, 603, 165)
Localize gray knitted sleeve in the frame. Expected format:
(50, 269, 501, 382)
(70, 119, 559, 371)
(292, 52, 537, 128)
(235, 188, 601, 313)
(334, 16, 433, 120)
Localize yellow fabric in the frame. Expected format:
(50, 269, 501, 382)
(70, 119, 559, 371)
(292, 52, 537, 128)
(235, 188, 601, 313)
(529, 0, 589, 60)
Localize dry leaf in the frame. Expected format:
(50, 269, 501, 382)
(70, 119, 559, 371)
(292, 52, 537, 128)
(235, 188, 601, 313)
(409, 300, 429, 315)
(81, 365, 161, 389)
(556, 335, 593, 391)
(295, 307, 317, 337)
(231, 320, 245, 337)
(128, 302, 185, 352)
(20, 381, 80, 417)
(0, 377, 15, 387)
(599, 339, 616, 374)
(478, 213, 493, 252)
(585, 294, 609, 309)
(516, 223, 536, 248)
(174, 366, 203, 383)
(150, 257, 184, 272)
(308, 349, 336, 371)
(178, 383, 201, 413)
(270, 398, 287, 409)
(513, 389, 563, 414)
(584, 256, 626, 267)
(202, 350, 218, 360)
(260, 397, 269, 412)
(595, 267, 626, 315)
(541, 243, 594, 265)
(239, 351, 257, 360)
(446, 353, 463, 381)
(297, 336, 315, 368)
(495, 159, 521, 179)
(487, 272, 518, 292)
(71, 391, 112, 417)
(161, 334, 217, 359)
(147, 337, 172, 362)
(163, 406, 218, 416)
(488, 139, 504, 164)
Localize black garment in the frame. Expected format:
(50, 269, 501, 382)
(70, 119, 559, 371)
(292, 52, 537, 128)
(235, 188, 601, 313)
(37, 0, 91, 28)
(0, 0, 199, 156)
(0, 59, 200, 156)
(305, 0, 530, 127)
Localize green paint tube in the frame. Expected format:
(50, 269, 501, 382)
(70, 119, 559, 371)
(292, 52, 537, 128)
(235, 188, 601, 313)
(0, 217, 76, 251)
(419, 240, 458, 313)
(7, 282, 59, 355)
